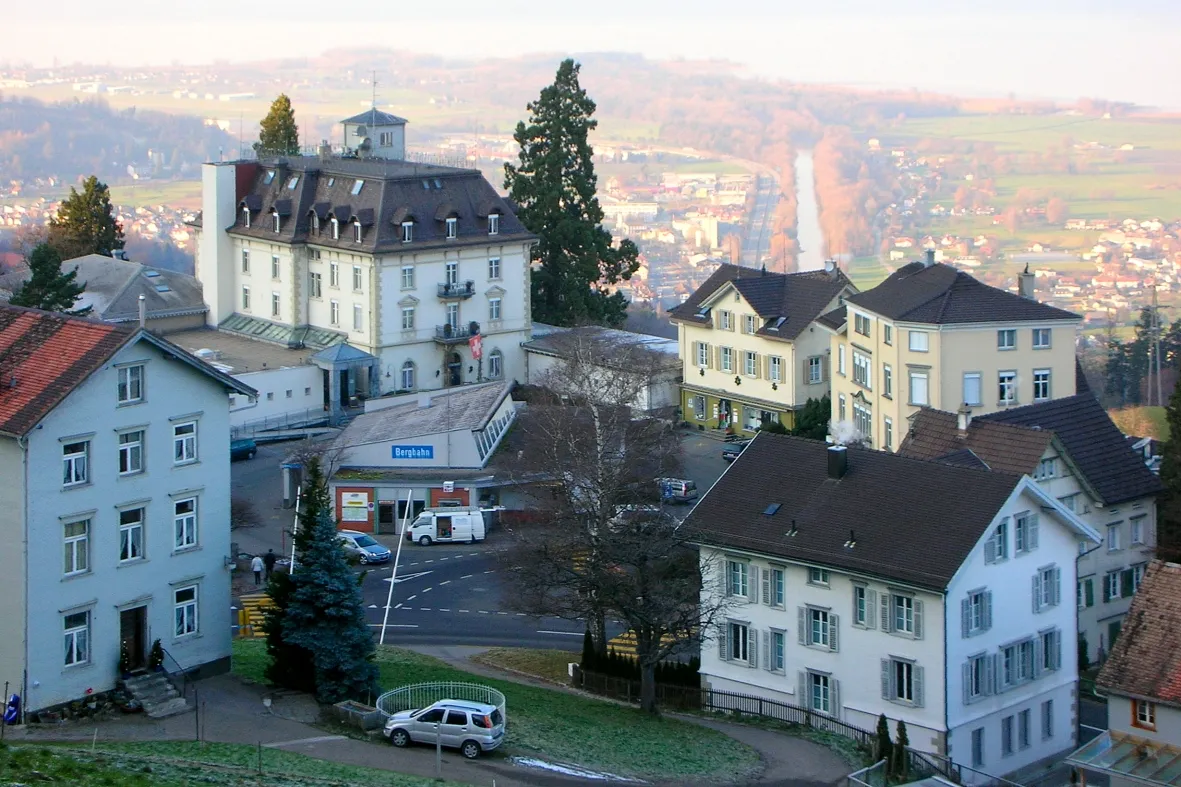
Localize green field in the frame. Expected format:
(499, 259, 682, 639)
(109, 180, 202, 210)
(891, 115, 1181, 154)
(847, 256, 890, 289)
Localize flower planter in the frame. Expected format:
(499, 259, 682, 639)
(332, 700, 383, 731)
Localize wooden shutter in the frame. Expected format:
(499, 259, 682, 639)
(984, 590, 993, 630)
(714, 345, 722, 370)
(1121, 568, 1135, 598)
(1032, 573, 1043, 613)
(718, 623, 728, 661)
(797, 607, 807, 645)
(1084, 579, 1094, 607)
(986, 654, 998, 695)
(761, 630, 771, 671)
(984, 533, 997, 564)
(748, 565, 758, 603)
(761, 570, 771, 606)
(961, 597, 971, 638)
(798, 671, 808, 705)
(747, 626, 758, 669)
(880, 594, 892, 632)
(1028, 513, 1040, 549)
(831, 679, 841, 719)
(763, 354, 771, 380)
(880, 659, 892, 699)
(866, 590, 878, 629)
(914, 666, 925, 707)
(1053, 630, 1063, 670)
(962, 661, 972, 704)
(822, 355, 830, 382)
(913, 600, 924, 640)
(1033, 636, 1044, 679)
(1052, 567, 1062, 606)
(828, 614, 840, 652)
(719, 560, 730, 597)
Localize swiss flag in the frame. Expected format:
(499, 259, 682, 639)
(468, 333, 483, 360)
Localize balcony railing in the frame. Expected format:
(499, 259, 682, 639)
(437, 280, 475, 299)
(435, 322, 480, 344)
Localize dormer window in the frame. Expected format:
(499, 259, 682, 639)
(446, 217, 458, 239)
(242, 207, 250, 228)
(272, 211, 281, 233)
(263, 170, 275, 184)
(488, 213, 500, 235)
(402, 221, 414, 243)
(330, 217, 339, 240)
(286, 175, 299, 190)
(353, 221, 363, 243)
(311, 213, 320, 234)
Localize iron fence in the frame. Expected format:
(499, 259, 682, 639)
(375, 682, 506, 725)
(231, 407, 328, 439)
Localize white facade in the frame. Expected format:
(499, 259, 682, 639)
(699, 477, 1098, 778)
(228, 365, 324, 428)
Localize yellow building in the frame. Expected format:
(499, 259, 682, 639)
(670, 262, 855, 434)
(822, 255, 1081, 451)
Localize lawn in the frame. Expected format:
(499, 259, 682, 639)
(471, 647, 577, 685)
(232, 640, 760, 781)
(1108, 406, 1169, 441)
(847, 256, 891, 289)
(109, 180, 202, 210)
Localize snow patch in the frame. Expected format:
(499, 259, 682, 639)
(510, 756, 647, 783)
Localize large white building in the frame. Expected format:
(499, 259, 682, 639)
(0, 304, 255, 714)
(685, 433, 1100, 780)
(190, 111, 535, 415)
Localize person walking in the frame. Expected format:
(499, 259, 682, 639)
(251, 554, 264, 586)
(263, 549, 277, 579)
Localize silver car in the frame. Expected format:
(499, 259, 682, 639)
(384, 699, 505, 759)
(337, 530, 392, 564)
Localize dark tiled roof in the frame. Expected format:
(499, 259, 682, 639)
(341, 109, 408, 126)
(847, 261, 1080, 324)
(669, 264, 853, 341)
(935, 448, 992, 470)
(1097, 560, 1181, 703)
(1076, 358, 1092, 397)
(684, 433, 1022, 590)
(980, 395, 1163, 505)
(817, 305, 847, 331)
(229, 156, 533, 254)
(898, 409, 1052, 476)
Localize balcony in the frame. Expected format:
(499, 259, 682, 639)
(435, 322, 480, 345)
(437, 280, 475, 300)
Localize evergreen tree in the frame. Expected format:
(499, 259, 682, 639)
(580, 629, 597, 673)
(875, 713, 892, 766)
(791, 396, 831, 441)
(504, 59, 639, 328)
(1157, 375, 1181, 562)
(8, 243, 90, 315)
(279, 459, 379, 703)
(1105, 339, 1134, 407)
(893, 719, 910, 781)
(48, 175, 124, 260)
(257, 94, 300, 156)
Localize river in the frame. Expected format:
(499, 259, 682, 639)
(794, 150, 825, 272)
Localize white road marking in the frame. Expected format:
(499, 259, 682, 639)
(264, 735, 346, 748)
(369, 623, 418, 628)
(406, 595, 417, 601)
(439, 580, 451, 586)
(367, 604, 378, 609)
(496, 611, 508, 615)
(538, 630, 582, 636)
(419, 608, 432, 611)
(382, 570, 433, 584)
(421, 587, 433, 593)
(424, 560, 434, 563)
(516, 613, 527, 616)
(458, 609, 470, 613)
(393, 604, 402, 610)
(460, 574, 474, 580)
(479, 610, 489, 614)
(484, 570, 495, 574)
(439, 608, 451, 612)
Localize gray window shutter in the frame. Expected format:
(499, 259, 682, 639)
(798, 606, 807, 645)
(829, 614, 840, 652)
(1052, 567, 1062, 606)
(1034, 637, 1044, 679)
(1029, 513, 1040, 549)
(984, 535, 997, 564)
(984, 591, 993, 631)
(1054, 630, 1063, 670)
(798, 671, 808, 706)
(988, 654, 998, 695)
(748, 626, 758, 669)
(748, 565, 759, 602)
(719, 561, 730, 597)
(961, 597, 971, 638)
(962, 661, 972, 705)
(880, 593, 892, 632)
(913, 600, 924, 640)
(866, 590, 878, 629)
(881, 659, 892, 700)
(718, 623, 728, 661)
(762, 630, 771, 670)
(914, 666, 925, 708)
(822, 355, 830, 382)
(831, 679, 841, 718)
(762, 568, 771, 606)
(1032, 573, 1043, 613)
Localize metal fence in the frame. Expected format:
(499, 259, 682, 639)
(847, 759, 888, 787)
(231, 408, 328, 439)
(375, 682, 506, 725)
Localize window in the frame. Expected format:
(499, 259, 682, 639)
(64, 611, 89, 666)
(488, 213, 500, 235)
(853, 351, 872, 388)
(807, 356, 823, 384)
(744, 351, 758, 377)
(854, 313, 871, 337)
(400, 361, 415, 390)
(271, 254, 280, 279)
(720, 311, 733, 331)
(309, 271, 322, 298)
(728, 621, 750, 663)
(241, 286, 251, 310)
(721, 347, 734, 373)
(998, 329, 1016, 350)
(883, 364, 893, 398)
(770, 630, 785, 671)
(837, 344, 846, 375)
(809, 672, 832, 713)
(884, 417, 894, 451)
(909, 331, 928, 352)
(64, 519, 89, 576)
(353, 221, 363, 243)
(966, 653, 992, 701)
(242, 206, 250, 228)
(998, 371, 1017, 404)
(173, 421, 197, 464)
(971, 728, 984, 768)
(285, 389, 292, 399)
(964, 589, 991, 636)
(446, 303, 459, 330)
(446, 261, 459, 286)
(1034, 565, 1061, 612)
(63, 441, 89, 486)
(854, 586, 870, 626)
(446, 217, 458, 239)
(488, 257, 501, 279)
(986, 519, 1009, 562)
(1001, 716, 1014, 757)
(1018, 709, 1031, 750)
(271, 212, 281, 233)
(883, 658, 920, 704)
(1034, 458, 1056, 480)
(1078, 577, 1095, 609)
(1001, 640, 1036, 687)
(117, 365, 144, 404)
(1132, 563, 1146, 592)
(884, 325, 893, 345)
(1107, 523, 1122, 551)
(770, 356, 783, 383)
(329, 262, 339, 288)
(808, 607, 832, 648)
(696, 342, 710, 368)
(728, 560, 749, 598)
(767, 568, 785, 607)
(271, 292, 280, 318)
(1015, 512, 1039, 553)
(352, 265, 363, 291)
(401, 306, 415, 331)
(838, 394, 846, 421)
(963, 372, 982, 406)
(1040, 628, 1062, 671)
(809, 567, 830, 586)
(311, 213, 320, 234)
(854, 403, 872, 442)
(379, 131, 394, 147)
(744, 314, 756, 334)
(174, 586, 198, 637)
(119, 507, 144, 562)
(489, 350, 503, 379)
(241, 249, 250, 273)
(1105, 570, 1122, 601)
(330, 300, 339, 325)
(882, 592, 923, 637)
(1042, 700, 1054, 740)
(118, 430, 144, 475)
(402, 221, 414, 243)
(174, 498, 197, 550)
(401, 265, 415, 289)
(353, 304, 363, 332)
(1033, 328, 1051, 349)
(330, 217, 339, 239)
(909, 370, 929, 405)
(489, 298, 502, 321)
(1135, 700, 1157, 731)
(1131, 516, 1146, 545)
(1033, 369, 1051, 401)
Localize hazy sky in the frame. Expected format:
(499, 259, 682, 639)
(7, 0, 1181, 107)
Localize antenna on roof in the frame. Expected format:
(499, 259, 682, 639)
(371, 70, 377, 111)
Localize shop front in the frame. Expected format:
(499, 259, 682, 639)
(680, 386, 793, 435)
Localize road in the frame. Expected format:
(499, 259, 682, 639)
(741, 174, 779, 269)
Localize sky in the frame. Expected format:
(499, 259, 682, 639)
(6, 0, 1181, 108)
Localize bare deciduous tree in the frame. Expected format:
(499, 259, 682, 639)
(230, 496, 260, 530)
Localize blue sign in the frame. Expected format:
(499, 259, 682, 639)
(392, 445, 434, 460)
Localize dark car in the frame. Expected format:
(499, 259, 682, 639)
(722, 439, 751, 462)
(230, 438, 257, 461)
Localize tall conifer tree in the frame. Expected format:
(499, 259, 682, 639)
(1157, 376, 1181, 562)
(257, 94, 300, 156)
(8, 243, 90, 315)
(48, 175, 124, 260)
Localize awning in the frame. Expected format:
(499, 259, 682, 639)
(1067, 730, 1181, 786)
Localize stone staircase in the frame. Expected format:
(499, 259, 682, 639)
(122, 671, 189, 719)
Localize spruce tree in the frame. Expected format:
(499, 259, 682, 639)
(875, 713, 892, 766)
(48, 175, 124, 260)
(1157, 375, 1181, 562)
(893, 720, 910, 781)
(279, 459, 379, 703)
(504, 59, 639, 327)
(9, 243, 90, 315)
(257, 94, 300, 156)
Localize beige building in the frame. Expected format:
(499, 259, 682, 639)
(820, 254, 1080, 451)
(669, 262, 854, 434)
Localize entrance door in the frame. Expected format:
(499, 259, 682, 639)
(339, 369, 351, 404)
(377, 503, 396, 534)
(119, 606, 147, 670)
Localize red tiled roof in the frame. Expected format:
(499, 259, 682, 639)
(0, 305, 134, 436)
(1098, 560, 1181, 704)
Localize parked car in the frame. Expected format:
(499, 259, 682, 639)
(721, 439, 751, 462)
(657, 478, 698, 504)
(338, 530, 392, 564)
(230, 438, 257, 461)
(406, 508, 486, 546)
(384, 699, 505, 759)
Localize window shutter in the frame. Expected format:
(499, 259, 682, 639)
(829, 614, 840, 652)
(831, 679, 841, 719)
(752, 353, 760, 379)
(984, 535, 997, 564)
(762, 570, 771, 606)
(762, 630, 771, 671)
(866, 590, 878, 629)
(822, 355, 830, 382)
(914, 666, 925, 708)
(720, 562, 730, 597)
(764, 354, 772, 380)
(1102, 577, 1112, 603)
(962, 661, 972, 704)
(1033, 637, 1044, 679)
(880, 594, 892, 632)
(1053, 630, 1063, 670)
(961, 598, 971, 638)
(718, 624, 728, 661)
(1085, 580, 1094, 607)
(706, 344, 714, 369)
(1028, 513, 1040, 549)
(881, 659, 891, 699)
(984, 591, 993, 631)
(913, 600, 924, 640)
(748, 565, 759, 603)
(798, 607, 807, 645)
(714, 345, 722, 369)
(1032, 574, 1043, 613)
(748, 627, 758, 669)
(1121, 569, 1134, 599)
(799, 671, 808, 705)
(1052, 567, 1062, 606)
(986, 654, 997, 695)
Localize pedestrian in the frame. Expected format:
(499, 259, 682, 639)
(263, 549, 277, 579)
(251, 554, 264, 586)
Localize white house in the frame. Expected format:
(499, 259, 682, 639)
(685, 433, 1100, 779)
(0, 304, 255, 715)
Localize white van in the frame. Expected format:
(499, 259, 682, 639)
(406, 507, 486, 546)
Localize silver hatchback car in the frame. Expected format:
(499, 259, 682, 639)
(384, 699, 505, 759)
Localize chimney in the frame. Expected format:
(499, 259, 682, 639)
(319, 139, 332, 161)
(137, 294, 146, 328)
(925, 248, 936, 267)
(824, 258, 837, 277)
(1019, 263, 1037, 300)
(827, 444, 848, 480)
(957, 404, 972, 435)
